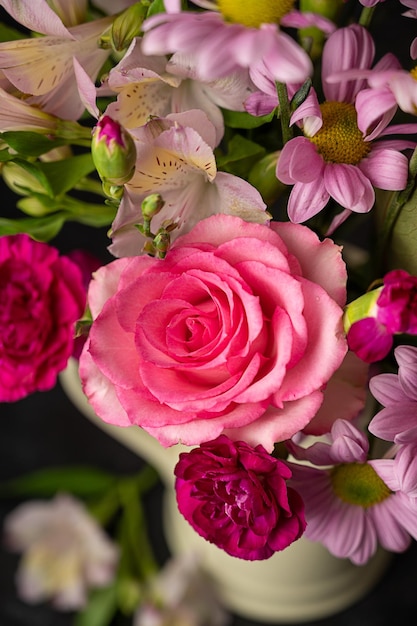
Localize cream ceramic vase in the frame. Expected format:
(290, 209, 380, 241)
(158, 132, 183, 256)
(60, 358, 392, 624)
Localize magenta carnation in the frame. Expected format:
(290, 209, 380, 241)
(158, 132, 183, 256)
(175, 435, 306, 560)
(80, 215, 347, 451)
(0, 234, 86, 402)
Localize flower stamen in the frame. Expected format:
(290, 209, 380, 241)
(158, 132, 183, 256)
(308, 101, 371, 165)
(331, 462, 391, 508)
(217, 0, 295, 28)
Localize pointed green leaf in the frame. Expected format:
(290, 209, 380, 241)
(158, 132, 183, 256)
(0, 213, 66, 241)
(216, 134, 266, 178)
(0, 466, 118, 498)
(74, 584, 118, 626)
(0, 131, 68, 157)
(222, 108, 275, 129)
(38, 153, 96, 196)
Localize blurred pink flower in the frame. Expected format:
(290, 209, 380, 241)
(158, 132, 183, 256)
(134, 554, 229, 626)
(276, 24, 417, 229)
(0, 234, 85, 402)
(4, 494, 118, 610)
(175, 435, 306, 560)
(369, 345, 417, 443)
(141, 2, 318, 85)
(287, 419, 417, 564)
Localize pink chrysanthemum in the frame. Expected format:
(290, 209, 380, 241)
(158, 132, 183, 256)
(287, 419, 417, 565)
(276, 24, 417, 229)
(141, 0, 335, 85)
(369, 345, 417, 444)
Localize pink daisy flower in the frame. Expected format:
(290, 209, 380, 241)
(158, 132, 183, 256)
(369, 345, 417, 444)
(141, 0, 335, 85)
(276, 24, 417, 229)
(287, 419, 417, 565)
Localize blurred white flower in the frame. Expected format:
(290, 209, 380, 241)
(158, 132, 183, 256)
(134, 554, 230, 626)
(4, 493, 119, 610)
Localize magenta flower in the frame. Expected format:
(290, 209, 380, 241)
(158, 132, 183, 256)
(287, 419, 417, 565)
(175, 435, 306, 560)
(0, 234, 86, 402)
(276, 24, 417, 228)
(346, 270, 417, 363)
(369, 345, 417, 444)
(140, 0, 324, 85)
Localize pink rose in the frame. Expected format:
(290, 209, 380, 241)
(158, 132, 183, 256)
(175, 435, 306, 560)
(0, 234, 86, 402)
(80, 215, 347, 450)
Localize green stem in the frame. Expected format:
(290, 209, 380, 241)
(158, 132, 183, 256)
(358, 6, 375, 28)
(74, 176, 107, 197)
(276, 82, 293, 146)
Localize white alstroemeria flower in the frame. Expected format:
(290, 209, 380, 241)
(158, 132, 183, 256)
(134, 554, 230, 626)
(105, 37, 255, 146)
(109, 109, 269, 258)
(0, 0, 112, 120)
(4, 494, 119, 610)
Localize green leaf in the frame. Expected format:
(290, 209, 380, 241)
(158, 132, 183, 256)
(216, 134, 266, 178)
(379, 186, 417, 275)
(222, 108, 275, 129)
(0, 131, 68, 158)
(0, 467, 117, 498)
(74, 584, 118, 626)
(145, 0, 166, 18)
(0, 22, 26, 42)
(38, 153, 96, 196)
(0, 213, 66, 241)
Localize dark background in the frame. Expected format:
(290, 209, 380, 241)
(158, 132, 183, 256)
(2, 0, 417, 624)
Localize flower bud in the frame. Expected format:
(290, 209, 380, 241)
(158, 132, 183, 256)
(343, 288, 382, 335)
(91, 116, 136, 186)
(141, 193, 165, 221)
(110, 2, 149, 52)
(248, 152, 287, 206)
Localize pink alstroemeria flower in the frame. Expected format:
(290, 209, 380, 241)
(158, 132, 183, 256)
(287, 419, 417, 565)
(0, 0, 112, 120)
(369, 345, 417, 444)
(276, 24, 417, 230)
(105, 37, 255, 146)
(109, 110, 269, 257)
(141, 0, 335, 85)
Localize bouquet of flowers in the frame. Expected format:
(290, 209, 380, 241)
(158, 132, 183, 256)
(2, 0, 417, 621)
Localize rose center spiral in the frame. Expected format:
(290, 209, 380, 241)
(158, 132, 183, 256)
(217, 0, 295, 28)
(308, 101, 371, 165)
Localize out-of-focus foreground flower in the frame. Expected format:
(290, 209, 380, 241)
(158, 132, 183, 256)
(3, 494, 119, 610)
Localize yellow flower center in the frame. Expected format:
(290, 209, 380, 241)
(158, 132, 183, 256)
(217, 0, 295, 28)
(331, 462, 391, 508)
(410, 65, 417, 81)
(308, 101, 371, 165)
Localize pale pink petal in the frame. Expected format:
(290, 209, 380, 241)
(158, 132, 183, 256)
(0, 0, 72, 37)
(287, 178, 330, 223)
(369, 403, 417, 442)
(322, 24, 375, 102)
(262, 28, 313, 84)
(304, 352, 368, 435)
(225, 393, 325, 452)
(276, 137, 323, 184)
(371, 497, 414, 552)
(323, 163, 375, 213)
(355, 87, 397, 137)
(208, 172, 268, 223)
(290, 88, 322, 134)
(325, 209, 352, 235)
(358, 149, 408, 191)
(369, 372, 408, 406)
(281, 10, 336, 34)
(271, 220, 346, 306)
(389, 71, 417, 114)
(73, 57, 99, 119)
(87, 258, 132, 318)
